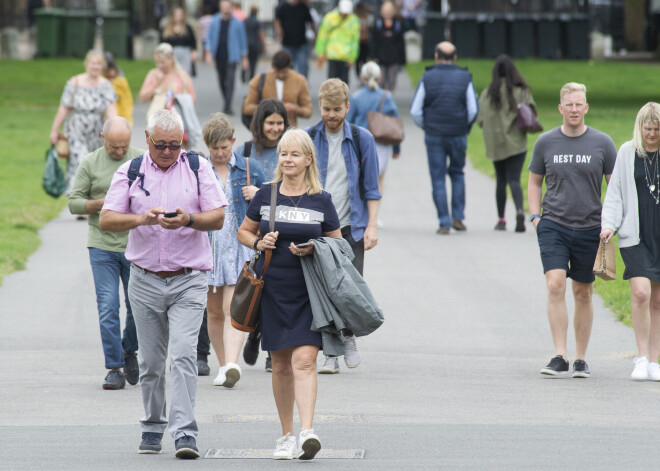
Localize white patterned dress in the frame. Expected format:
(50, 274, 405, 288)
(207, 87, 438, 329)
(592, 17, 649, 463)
(208, 163, 255, 287)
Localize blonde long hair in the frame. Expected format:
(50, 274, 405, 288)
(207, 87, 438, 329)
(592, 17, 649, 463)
(271, 129, 323, 195)
(162, 7, 187, 38)
(632, 102, 660, 158)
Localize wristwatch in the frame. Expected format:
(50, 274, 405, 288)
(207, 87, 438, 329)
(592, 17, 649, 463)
(530, 214, 541, 223)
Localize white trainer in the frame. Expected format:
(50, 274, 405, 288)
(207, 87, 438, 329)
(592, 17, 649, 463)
(631, 356, 649, 381)
(648, 362, 660, 381)
(212, 366, 226, 386)
(222, 362, 241, 388)
(318, 355, 339, 374)
(341, 333, 361, 368)
(273, 433, 297, 460)
(298, 428, 321, 460)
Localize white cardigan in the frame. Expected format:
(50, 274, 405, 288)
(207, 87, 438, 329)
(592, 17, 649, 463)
(601, 141, 640, 248)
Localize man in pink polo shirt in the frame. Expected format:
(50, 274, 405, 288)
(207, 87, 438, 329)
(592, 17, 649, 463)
(100, 109, 226, 459)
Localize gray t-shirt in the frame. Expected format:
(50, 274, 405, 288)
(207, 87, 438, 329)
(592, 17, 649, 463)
(324, 128, 351, 228)
(529, 126, 617, 230)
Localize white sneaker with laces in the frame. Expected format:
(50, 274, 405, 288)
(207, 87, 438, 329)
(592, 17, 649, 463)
(298, 428, 321, 460)
(213, 366, 226, 386)
(318, 355, 339, 374)
(648, 361, 660, 381)
(222, 362, 241, 388)
(273, 433, 297, 460)
(341, 333, 361, 368)
(631, 356, 649, 381)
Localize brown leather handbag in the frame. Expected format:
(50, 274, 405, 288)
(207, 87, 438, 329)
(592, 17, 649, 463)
(367, 91, 404, 145)
(230, 182, 276, 332)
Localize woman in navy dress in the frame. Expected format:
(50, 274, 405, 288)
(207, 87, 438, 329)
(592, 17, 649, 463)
(237, 129, 341, 461)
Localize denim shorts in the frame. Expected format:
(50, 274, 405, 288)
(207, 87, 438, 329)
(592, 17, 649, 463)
(536, 218, 601, 284)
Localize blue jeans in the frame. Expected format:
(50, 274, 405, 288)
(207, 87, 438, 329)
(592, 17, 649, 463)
(283, 43, 309, 78)
(424, 133, 467, 228)
(89, 248, 137, 369)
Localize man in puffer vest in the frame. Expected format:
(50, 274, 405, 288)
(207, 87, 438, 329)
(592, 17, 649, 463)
(410, 41, 479, 234)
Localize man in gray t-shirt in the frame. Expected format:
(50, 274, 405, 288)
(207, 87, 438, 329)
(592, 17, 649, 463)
(528, 82, 617, 379)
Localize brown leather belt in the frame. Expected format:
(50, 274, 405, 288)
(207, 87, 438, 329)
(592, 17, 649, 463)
(134, 264, 187, 278)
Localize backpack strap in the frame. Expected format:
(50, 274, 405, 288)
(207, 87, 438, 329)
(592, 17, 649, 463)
(185, 151, 201, 196)
(127, 155, 149, 208)
(307, 127, 318, 141)
(350, 124, 365, 200)
(257, 74, 266, 102)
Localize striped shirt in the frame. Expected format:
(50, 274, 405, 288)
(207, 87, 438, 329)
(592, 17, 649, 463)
(103, 150, 227, 271)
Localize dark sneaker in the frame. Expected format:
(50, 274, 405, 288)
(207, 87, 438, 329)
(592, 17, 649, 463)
(572, 359, 591, 378)
(138, 432, 163, 454)
(243, 330, 260, 366)
(265, 354, 272, 373)
(197, 355, 210, 376)
(452, 220, 467, 231)
(175, 435, 199, 459)
(494, 221, 506, 231)
(124, 351, 139, 386)
(515, 213, 526, 232)
(540, 355, 569, 376)
(103, 369, 126, 390)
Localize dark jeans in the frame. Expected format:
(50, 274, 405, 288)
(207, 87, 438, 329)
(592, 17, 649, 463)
(88, 248, 137, 369)
(247, 49, 259, 80)
(424, 133, 467, 228)
(283, 43, 309, 78)
(215, 61, 237, 112)
(493, 152, 526, 218)
(328, 59, 350, 85)
(197, 308, 210, 357)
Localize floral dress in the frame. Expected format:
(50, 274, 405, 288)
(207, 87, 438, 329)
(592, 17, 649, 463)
(60, 79, 116, 191)
(208, 163, 255, 287)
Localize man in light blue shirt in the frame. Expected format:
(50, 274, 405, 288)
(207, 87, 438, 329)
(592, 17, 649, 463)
(410, 41, 478, 234)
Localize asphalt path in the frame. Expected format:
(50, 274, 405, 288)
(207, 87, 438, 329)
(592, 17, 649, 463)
(0, 60, 655, 470)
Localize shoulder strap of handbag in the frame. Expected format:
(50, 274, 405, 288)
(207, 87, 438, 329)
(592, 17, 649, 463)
(259, 183, 278, 276)
(377, 90, 387, 113)
(246, 157, 250, 187)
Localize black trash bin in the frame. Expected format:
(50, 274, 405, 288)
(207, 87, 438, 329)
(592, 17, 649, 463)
(423, 12, 445, 59)
(64, 11, 96, 58)
(481, 15, 507, 58)
(509, 16, 534, 58)
(34, 8, 66, 57)
(103, 11, 130, 59)
(562, 15, 590, 59)
(450, 14, 479, 58)
(536, 15, 561, 59)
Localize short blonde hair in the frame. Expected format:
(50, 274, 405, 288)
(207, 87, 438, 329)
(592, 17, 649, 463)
(272, 129, 323, 195)
(632, 102, 660, 158)
(202, 113, 234, 147)
(319, 79, 349, 106)
(559, 82, 587, 104)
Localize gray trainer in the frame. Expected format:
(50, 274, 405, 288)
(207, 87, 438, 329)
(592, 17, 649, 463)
(341, 333, 361, 368)
(318, 356, 339, 374)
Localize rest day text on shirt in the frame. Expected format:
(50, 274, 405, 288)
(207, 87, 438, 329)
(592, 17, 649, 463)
(553, 154, 592, 164)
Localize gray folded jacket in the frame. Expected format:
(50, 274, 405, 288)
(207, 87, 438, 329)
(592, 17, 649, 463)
(300, 237, 384, 356)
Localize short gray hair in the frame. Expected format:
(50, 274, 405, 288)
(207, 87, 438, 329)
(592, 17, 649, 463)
(147, 109, 184, 135)
(102, 116, 132, 135)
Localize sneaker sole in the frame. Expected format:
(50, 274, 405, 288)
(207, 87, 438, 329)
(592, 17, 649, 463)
(138, 449, 162, 454)
(318, 368, 339, 374)
(298, 438, 321, 460)
(272, 455, 295, 460)
(540, 368, 568, 376)
(222, 368, 241, 388)
(571, 371, 591, 378)
(102, 383, 125, 390)
(175, 447, 200, 459)
(344, 359, 361, 368)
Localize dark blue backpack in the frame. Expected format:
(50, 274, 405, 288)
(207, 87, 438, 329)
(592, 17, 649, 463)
(127, 152, 201, 207)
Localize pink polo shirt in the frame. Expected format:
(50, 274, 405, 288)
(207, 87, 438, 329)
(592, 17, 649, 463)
(104, 151, 227, 272)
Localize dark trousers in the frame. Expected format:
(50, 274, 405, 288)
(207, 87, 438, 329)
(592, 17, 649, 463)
(493, 152, 526, 218)
(197, 308, 210, 358)
(328, 60, 350, 85)
(215, 61, 237, 112)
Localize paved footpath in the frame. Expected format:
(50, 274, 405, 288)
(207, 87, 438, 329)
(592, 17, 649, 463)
(1, 60, 657, 470)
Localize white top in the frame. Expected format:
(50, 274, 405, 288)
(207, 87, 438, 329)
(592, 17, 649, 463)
(324, 128, 351, 227)
(276, 79, 284, 101)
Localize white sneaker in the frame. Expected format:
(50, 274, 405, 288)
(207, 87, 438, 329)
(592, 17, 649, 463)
(298, 428, 321, 460)
(318, 356, 339, 374)
(648, 362, 660, 381)
(631, 356, 649, 381)
(273, 433, 297, 460)
(222, 362, 241, 388)
(212, 366, 226, 386)
(341, 332, 361, 368)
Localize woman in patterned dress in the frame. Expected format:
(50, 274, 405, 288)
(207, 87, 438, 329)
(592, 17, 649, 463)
(202, 113, 266, 388)
(50, 50, 118, 194)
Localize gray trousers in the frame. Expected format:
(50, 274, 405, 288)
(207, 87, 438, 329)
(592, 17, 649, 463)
(128, 265, 207, 439)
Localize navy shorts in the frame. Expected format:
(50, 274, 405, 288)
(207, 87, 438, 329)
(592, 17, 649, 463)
(536, 218, 600, 284)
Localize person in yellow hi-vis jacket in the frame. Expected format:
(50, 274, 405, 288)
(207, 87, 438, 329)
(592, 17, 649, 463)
(314, 0, 360, 86)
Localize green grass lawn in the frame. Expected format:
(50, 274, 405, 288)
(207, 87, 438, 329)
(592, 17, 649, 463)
(0, 59, 151, 285)
(408, 59, 660, 327)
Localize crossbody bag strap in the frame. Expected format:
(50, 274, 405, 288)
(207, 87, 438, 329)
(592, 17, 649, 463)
(260, 183, 278, 276)
(246, 157, 250, 187)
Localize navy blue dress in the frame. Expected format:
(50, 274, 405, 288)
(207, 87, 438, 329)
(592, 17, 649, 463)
(245, 183, 340, 351)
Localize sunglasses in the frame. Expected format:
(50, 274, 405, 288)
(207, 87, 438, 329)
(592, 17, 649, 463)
(148, 132, 182, 151)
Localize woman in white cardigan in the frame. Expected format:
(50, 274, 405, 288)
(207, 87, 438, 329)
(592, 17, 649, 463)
(601, 102, 660, 381)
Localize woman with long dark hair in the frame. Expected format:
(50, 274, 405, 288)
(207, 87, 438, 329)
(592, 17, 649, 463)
(477, 54, 536, 232)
